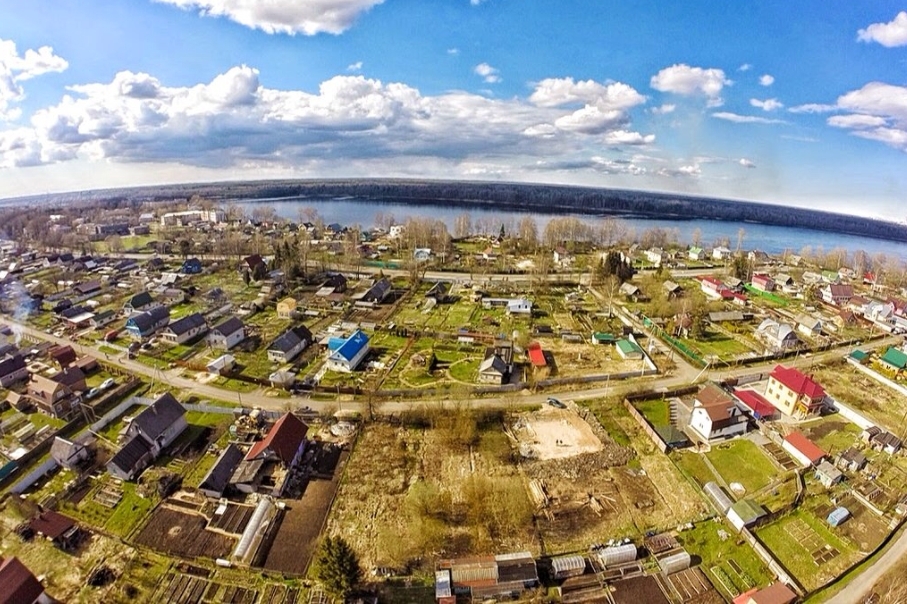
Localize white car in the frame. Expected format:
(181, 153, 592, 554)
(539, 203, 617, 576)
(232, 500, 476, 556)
(100, 378, 116, 391)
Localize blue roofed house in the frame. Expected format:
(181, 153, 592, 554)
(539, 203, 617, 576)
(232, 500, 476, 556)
(267, 325, 313, 363)
(326, 330, 371, 372)
(181, 258, 203, 274)
(125, 306, 170, 339)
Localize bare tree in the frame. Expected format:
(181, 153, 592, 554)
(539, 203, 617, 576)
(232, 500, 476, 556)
(454, 213, 472, 239)
(517, 216, 538, 252)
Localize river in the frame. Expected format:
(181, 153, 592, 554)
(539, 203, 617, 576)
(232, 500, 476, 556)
(235, 197, 907, 262)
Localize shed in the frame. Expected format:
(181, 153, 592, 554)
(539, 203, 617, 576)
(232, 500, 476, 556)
(198, 444, 244, 498)
(656, 550, 691, 575)
(815, 460, 844, 488)
(615, 339, 643, 360)
(728, 499, 767, 531)
(827, 507, 850, 527)
(435, 569, 455, 604)
(782, 431, 826, 467)
(549, 554, 586, 579)
(704, 481, 733, 513)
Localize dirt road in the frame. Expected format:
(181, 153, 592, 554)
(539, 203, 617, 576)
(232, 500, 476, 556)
(824, 522, 907, 604)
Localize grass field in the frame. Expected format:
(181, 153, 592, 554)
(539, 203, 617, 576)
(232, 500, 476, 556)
(676, 521, 773, 599)
(672, 450, 718, 489)
(635, 397, 671, 427)
(706, 440, 779, 494)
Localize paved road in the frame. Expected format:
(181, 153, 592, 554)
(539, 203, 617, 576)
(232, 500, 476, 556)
(825, 522, 907, 604)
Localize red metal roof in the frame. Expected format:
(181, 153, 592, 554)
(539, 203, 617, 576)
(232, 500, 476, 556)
(770, 365, 825, 400)
(0, 557, 44, 604)
(245, 413, 309, 465)
(733, 389, 777, 418)
(29, 510, 75, 539)
(784, 431, 826, 463)
(527, 346, 546, 367)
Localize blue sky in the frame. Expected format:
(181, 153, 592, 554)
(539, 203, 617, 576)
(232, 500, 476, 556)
(1, 1, 907, 219)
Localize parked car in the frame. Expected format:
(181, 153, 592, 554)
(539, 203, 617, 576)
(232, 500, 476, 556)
(100, 378, 116, 390)
(546, 397, 566, 409)
(84, 387, 100, 400)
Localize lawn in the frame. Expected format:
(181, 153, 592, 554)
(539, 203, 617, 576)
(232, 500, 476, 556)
(756, 508, 857, 591)
(634, 397, 671, 427)
(676, 521, 774, 600)
(706, 440, 779, 494)
(672, 450, 718, 489)
(800, 417, 862, 456)
(448, 358, 481, 382)
(583, 399, 632, 447)
(681, 331, 752, 359)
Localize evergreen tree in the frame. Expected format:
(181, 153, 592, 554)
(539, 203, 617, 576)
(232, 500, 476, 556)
(315, 536, 362, 597)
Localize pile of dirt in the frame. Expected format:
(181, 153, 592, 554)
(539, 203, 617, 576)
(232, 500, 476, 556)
(523, 447, 633, 481)
(576, 405, 624, 447)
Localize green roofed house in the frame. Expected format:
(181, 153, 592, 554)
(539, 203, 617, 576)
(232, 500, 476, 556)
(880, 347, 907, 373)
(592, 332, 617, 345)
(849, 349, 869, 363)
(727, 499, 767, 531)
(616, 339, 643, 360)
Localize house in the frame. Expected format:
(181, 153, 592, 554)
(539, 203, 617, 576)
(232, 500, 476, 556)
(815, 460, 844, 488)
(795, 314, 823, 338)
(27, 374, 74, 418)
(712, 246, 732, 260)
(727, 499, 767, 531)
(246, 413, 308, 466)
(764, 365, 826, 417)
(822, 284, 854, 306)
(51, 366, 87, 393)
(699, 276, 725, 299)
(0, 557, 53, 604)
(160, 312, 207, 344)
(773, 273, 796, 293)
(662, 280, 682, 298)
(478, 354, 509, 384)
(198, 444, 244, 498)
(687, 246, 704, 261)
(835, 310, 858, 328)
(267, 325, 313, 363)
(426, 282, 450, 304)
(413, 248, 432, 261)
(269, 369, 296, 389)
(616, 339, 643, 360)
(180, 258, 203, 274)
(880, 347, 907, 373)
(709, 311, 752, 323)
(29, 510, 81, 551)
(747, 250, 771, 264)
(782, 431, 826, 467)
(750, 274, 774, 292)
(870, 430, 903, 454)
(125, 306, 170, 339)
(362, 278, 393, 305)
(644, 248, 665, 266)
(733, 389, 778, 421)
(733, 582, 797, 604)
(527, 342, 550, 378)
(123, 291, 157, 314)
(0, 354, 28, 387)
(206, 354, 236, 375)
(507, 298, 532, 315)
(755, 319, 799, 351)
(244, 254, 266, 273)
(801, 270, 823, 285)
(207, 316, 245, 350)
(326, 329, 371, 372)
(688, 383, 748, 441)
(60, 306, 94, 329)
(553, 246, 573, 266)
(276, 297, 298, 319)
(835, 447, 867, 472)
(73, 280, 102, 297)
(160, 288, 187, 305)
(107, 393, 187, 480)
(51, 436, 90, 469)
(90, 309, 116, 329)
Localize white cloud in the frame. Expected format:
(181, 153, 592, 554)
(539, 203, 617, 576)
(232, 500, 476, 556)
(554, 105, 625, 133)
(529, 77, 645, 109)
(739, 158, 756, 168)
(857, 11, 907, 47)
(830, 81, 907, 151)
(787, 103, 836, 114)
(447, 48, 460, 55)
(651, 103, 675, 115)
(603, 130, 655, 146)
(650, 63, 730, 107)
(470, 0, 487, 4)
(738, 63, 752, 72)
(750, 98, 783, 112)
(347, 61, 363, 72)
(0, 39, 69, 121)
(712, 112, 787, 125)
(474, 62, 501, 84)
(154, 0, 384, 35)
(759, 74, 774, 87)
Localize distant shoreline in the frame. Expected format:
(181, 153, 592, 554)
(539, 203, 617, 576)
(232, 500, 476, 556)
(4, 178, 906, 244)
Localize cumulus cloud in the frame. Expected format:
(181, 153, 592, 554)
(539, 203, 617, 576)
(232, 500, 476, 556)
(0, 65, 656, 174)
(651, 103, 675, 115)
(474, 62, 501, 84)
(650, 63, 730, 107)
(830, 81, 907, 151)
(857, 12, 907, 47)
(738, 63, 752, 72)
(750, 98, 783, 112)
(447, 48, 459, 55)
(712, 112, 787, 125)
(759, 74, 774, 86)
(529, 77, 645, 109)
(154, 0, 384, 35)
(739, 158, 756, 168)
(347, 61, 363, 72)
(0, 38, 69, 120)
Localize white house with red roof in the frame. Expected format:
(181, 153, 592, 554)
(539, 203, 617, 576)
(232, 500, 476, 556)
(764, 365, 826, 418)
(751, 274, 775, 293)
(782, 431, 826, 467)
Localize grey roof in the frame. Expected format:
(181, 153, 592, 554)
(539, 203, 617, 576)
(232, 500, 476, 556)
(92, 309, 115, 321)
(50, 436, 86, 465)
(364, 278, 392, 303)
(479, 354, 508, 375)
(166, 312, 206, 336)
(269, 325, 313, 354)
(108, 434, 152, 476)
(127, 291, 154, 309)
(131, 393, 185, 441)
(0, 354, 25, 376)
(128, 306, 170, 333)
(212, 316, 244, 338)
(230, 459, 264, 484)
(74, 280, 101, 294)
(199, 444, 243, 495)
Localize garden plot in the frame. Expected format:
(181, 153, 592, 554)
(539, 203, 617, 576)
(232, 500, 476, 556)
(531, 340, 645, 378)
(668, 567, 724, 604)
(512, 405, 604, 460)
(135, 505, 235, 560)
(154, 573, 259, 604)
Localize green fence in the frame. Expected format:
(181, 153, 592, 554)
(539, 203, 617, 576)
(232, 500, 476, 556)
(743, 284, 789, 306)
(642, 315, 707, 368)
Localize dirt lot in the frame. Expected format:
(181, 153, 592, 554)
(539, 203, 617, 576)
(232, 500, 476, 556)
(610, 575, 671, 604)
(513, 405, 604, 460)
(534, 340, 645, 378)
(135, 505, 234, 559)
